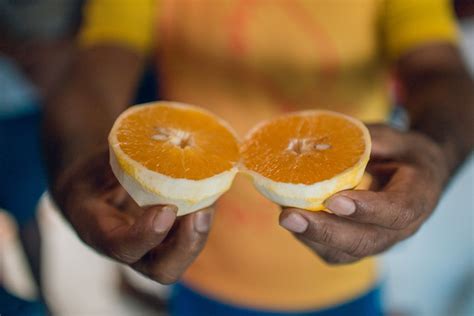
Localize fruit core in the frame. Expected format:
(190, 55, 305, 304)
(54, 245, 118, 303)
(152, 127, 194, 149)
(286, 137, 331, 155)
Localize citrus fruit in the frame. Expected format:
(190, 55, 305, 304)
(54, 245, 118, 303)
(240, 110, 371, 211)
(108, 101, 240, 216)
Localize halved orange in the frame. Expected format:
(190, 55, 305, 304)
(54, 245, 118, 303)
(240, 110, 371, 211)
(108, 101, 240, 216)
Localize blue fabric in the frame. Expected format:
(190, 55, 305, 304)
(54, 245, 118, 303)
(0, 111, 46, 227)
(0, 56, 40, 119)
(135, 66, 159, 104)
(171, 283, 383, 316)
(0, 286, 46, 316)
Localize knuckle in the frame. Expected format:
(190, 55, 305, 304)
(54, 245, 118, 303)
(104, 241, 136, 264)
(347, 231, 378, 257)
(185, 237, 205, 254)
(313, 222, 334, 245)
(173, 236, 205, 261)
(389, 205, 416, 230)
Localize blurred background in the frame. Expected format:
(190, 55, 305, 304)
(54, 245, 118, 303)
(0, 1, 473, 315)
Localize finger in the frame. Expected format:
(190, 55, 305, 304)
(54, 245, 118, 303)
(90, 202, 177, 263)
(296, 235, 360, 264)
(367, 124, 407, 160)
(132, 207, 214, 284)
(102, 184, 146, 219)
(324, 165, 429, 230)
(103, 185, 129, 208)
(279, 209, 393, 258)
(365, 160, 399, 182)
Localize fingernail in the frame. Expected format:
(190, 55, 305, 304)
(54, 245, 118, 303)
(194, 210, 213, 233)
(153, 205, 177, 233)
(324, 196, 356, 216)
(280, 213, 308, 233)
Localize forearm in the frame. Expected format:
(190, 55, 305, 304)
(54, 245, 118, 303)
(397, 43, 474, 176)
(0, 34, 75, 99)
(43, 44, 144, 185)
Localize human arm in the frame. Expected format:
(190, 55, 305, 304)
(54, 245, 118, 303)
(279, 42, 473, 264)
(44, 43, 214, 283)
(43, 0, 214, 283)
(278, 0, 474, 264)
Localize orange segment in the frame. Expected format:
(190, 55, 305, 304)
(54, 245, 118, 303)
(241, 111, 367, 184)
(115, 103, 240, 180)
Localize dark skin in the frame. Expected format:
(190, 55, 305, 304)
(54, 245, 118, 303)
(44, 45, 214, 285)
(280, 43, 474, 263)
(44, 42, 473, 282)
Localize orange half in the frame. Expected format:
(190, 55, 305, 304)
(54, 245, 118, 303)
(241, 110, 371, 211)
(109, 101, 240, 215)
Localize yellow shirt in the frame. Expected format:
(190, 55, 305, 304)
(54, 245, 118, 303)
(79, 0, 457, 311)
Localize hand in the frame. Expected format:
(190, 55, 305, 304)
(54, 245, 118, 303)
(279, 124, 450, 264)
(51, 148, 213, 284)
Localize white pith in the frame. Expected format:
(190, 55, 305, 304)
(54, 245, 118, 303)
(109, 101, 239, 216)
(286, 137, 331, 154)
(242, 110, 372, 211)
(152, 127, 194, 148)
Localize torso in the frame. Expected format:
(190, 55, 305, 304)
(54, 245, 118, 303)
(156, 0, 388, 310)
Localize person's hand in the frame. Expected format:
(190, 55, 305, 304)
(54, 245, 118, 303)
(279, 124, 450, 264)
(51, 148, 213, 284)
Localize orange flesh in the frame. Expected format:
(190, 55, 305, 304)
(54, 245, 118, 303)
(116, 104, 239, 180)
(241, 113, 366, 184)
